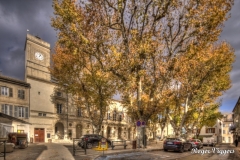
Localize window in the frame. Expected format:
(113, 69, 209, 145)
(57, 104, 62, 114)
(77, 108, 82, 117)
(14, 106, 28, 118)
(223, 130, 225, 134)
(1, 104, 13, 116)
(223, 124, 225, 127)
(107, 113, 110, 120)
(1, 87, 13, 97)
(18, 107, 25, 118)
(56, 92, 62, 97)
(38, 113, 46, 116)
(222, 137, 225, 141)
(206, 128, 215, 133)
(18, 90, 25, 99)
(17, 130, 24, 133)
(119, 115, 122, 121)
(113, 112, 116, 121)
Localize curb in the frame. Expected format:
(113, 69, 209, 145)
(94, 148, 163, 159)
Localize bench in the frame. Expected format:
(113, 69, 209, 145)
(111, 140, 127, 150)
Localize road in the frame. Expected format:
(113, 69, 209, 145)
(96, 144, 238, 160)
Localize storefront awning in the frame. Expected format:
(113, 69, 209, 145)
(0, 113, 31, 125)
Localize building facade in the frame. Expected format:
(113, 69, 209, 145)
(221, 113, 233, 143)
(231, 97, 240, 142)
(199, 119, 223, 143)
(0, 75, 31, 137)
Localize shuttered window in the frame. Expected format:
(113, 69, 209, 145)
(206, 128, 215, 133)
(25, 107, 29, 118)
(9, 105, 13, 116)
(1, 104, 13, 116)
(18, 90, 25, 99)
(1, 87, 12, 97)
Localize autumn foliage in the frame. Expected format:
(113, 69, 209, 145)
(51, 0, 235, 136)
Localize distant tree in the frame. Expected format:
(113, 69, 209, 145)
(167, 42, 235, 136)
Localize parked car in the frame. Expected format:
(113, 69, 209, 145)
(202, 137, 216, 146)
(78, 134, 112, 149)
(163, 138, 192, 153)
(188, 139, 203, 149)
(188, 142, 198, 150)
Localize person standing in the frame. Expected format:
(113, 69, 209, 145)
(143, 134, 147, 148)
(234, 139, 238, 147)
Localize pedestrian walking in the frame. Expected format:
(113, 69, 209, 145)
(234, 139, 238, 147)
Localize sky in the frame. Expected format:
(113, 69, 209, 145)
(0, 0, 239, 113)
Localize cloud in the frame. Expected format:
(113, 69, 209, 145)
(0, 0, 56, 80)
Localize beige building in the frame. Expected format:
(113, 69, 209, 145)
(221, 113, 233, 143)
(0, 75, 31, 138)
(199, 119, 223, 143)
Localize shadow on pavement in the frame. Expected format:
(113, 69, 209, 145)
(64, 145, 93, 160)
(5, 144, 47, 160)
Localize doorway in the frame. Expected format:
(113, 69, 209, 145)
(34, 128, 45, 142)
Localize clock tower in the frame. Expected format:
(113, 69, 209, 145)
(25, 34, 51, 81)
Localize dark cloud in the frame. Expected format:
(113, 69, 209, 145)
(0, 0, 56, 80)
(219, 0, 240, 112)
(0, 0, 239, 112)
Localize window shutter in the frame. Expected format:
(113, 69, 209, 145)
(14, 106, 18, 117)
(9, 105, 13, 116)
(23, 90, 25, 99)
(5, 105, 8, 115)
(22, 107, 25, 117)
(25, 107, 29, 119)
(1, 104, 4, 113)
(9, 88, 13, 97)
(18, 90, 20, 98)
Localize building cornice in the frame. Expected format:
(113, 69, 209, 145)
(0, 75, 30, 88)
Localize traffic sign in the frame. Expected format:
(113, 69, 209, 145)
(101, 138, 106, 148)
(136, 120, 141, 127)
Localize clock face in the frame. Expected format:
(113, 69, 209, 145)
(35, 52, 44, 60)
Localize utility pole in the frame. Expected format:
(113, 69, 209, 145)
(67, 92, 69, 139)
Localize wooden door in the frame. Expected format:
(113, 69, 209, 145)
(34, 128, 45, 142)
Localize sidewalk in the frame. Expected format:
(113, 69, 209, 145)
(2, 143, 75, 160)
(2, 141, 163, 160)
(229, 143, 240, 159)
